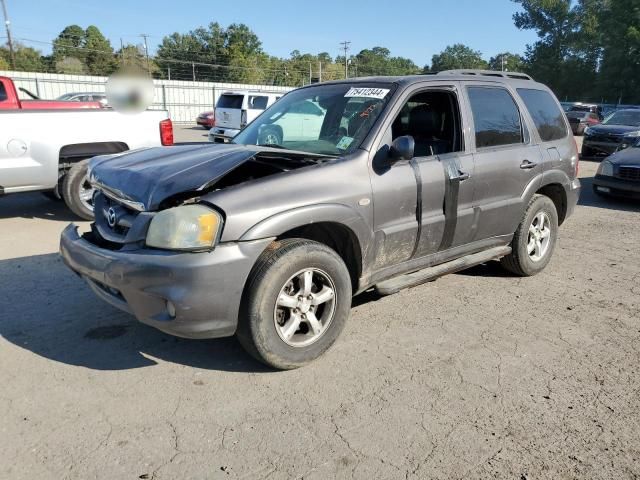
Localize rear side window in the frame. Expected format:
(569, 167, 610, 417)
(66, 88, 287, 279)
(217, 94, 243, 109)
(467, 87, 523, 148)
(249, 96, 268, 110)
(517, 88, 568, 142)
(0, 82, 7, 102)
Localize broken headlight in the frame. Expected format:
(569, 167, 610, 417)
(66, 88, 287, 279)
(146, 204, 222, 251)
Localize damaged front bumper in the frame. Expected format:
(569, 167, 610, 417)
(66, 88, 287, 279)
(60, 224, 273, 339)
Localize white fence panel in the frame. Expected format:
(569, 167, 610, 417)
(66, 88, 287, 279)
(0, 70, 294, 123)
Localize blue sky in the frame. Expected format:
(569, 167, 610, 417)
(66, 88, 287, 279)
(4, 0, 538, 67)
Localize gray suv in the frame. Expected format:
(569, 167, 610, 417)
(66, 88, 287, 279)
(60, 70, 581, 369)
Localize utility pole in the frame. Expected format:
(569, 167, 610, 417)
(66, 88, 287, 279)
(119, 38, 124, 65)
(1, 0, 15, 70)
(340, 41, 351, 79)
(140, 33, 150, 73)
(318, 61, 322, 83)
(501, 54, 505, 72)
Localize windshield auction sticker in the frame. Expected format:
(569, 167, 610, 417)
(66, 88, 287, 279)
(336, 136, 354, 150)
(344, 87, 390, 99)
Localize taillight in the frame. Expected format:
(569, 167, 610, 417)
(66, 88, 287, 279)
(160, 118, 174, 146)
(240, 109, 247, 128)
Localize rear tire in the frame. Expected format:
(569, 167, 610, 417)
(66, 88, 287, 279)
(62, 159, 94, 220)
(500, 194, 558, 277)
(236, 239, 352, 370)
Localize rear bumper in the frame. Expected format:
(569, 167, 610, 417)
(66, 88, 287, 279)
(593, 175, 640, 199)
(196, 118, 214, 128)
(60, 224, 273, 339)
(208, 127, 240, 143)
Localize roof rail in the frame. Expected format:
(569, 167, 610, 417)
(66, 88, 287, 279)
(437, 69, 533, 81)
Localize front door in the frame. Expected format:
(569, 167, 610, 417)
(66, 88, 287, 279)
(369, 84, 476, 270)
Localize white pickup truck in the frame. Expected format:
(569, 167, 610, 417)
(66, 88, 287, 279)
(0, 109, 173, 219)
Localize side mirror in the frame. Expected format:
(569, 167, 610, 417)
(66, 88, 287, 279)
(389, 135, 415, 162)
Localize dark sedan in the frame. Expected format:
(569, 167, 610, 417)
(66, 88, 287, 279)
(582, 109, 640, 158)
(566, 110, 600, 135)
(593, 139, 640, 199)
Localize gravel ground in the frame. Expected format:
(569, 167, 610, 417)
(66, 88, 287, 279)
(1, 136, 639, 479)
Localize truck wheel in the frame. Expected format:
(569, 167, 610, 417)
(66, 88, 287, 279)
(500, 194, 558, 277)
(236, 239, 352, 369)
(62, 159, 94, 220)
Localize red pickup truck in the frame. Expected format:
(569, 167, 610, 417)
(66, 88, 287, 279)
(0, 76, 103, 110)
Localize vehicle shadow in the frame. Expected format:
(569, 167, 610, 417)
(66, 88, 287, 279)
(0, 253, 271, 373)
(578, 176, 640, 212)
(0, 192, 81, 221)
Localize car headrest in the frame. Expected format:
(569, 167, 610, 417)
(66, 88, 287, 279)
(408, 105, 439, 136)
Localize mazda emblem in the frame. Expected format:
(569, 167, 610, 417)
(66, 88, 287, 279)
(106, 207, 117, 228)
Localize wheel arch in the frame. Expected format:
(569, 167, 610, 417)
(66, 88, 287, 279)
(521, 170, 571, 226)
(59, 142, 129, 165)
(239, 204, 372, 291)
(536, 183, 568, 225)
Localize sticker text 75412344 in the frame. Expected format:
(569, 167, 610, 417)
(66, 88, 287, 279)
(344, 87, 390, 99)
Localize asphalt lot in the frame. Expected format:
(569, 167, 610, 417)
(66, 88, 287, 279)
(1, 132, 639, 479)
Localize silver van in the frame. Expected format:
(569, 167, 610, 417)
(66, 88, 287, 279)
(209, 91, 282, 143)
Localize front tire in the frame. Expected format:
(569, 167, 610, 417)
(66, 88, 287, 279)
(500, 194, 558, 276)
(236, 239, 352, 370)
(62, 159, 94, 220)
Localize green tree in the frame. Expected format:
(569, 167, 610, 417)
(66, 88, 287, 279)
(52, 24, 86, 67)
(83, 25, 116, 75)
(116, 44, 160, 76)
(488, 52, 525, 72)
(0, 44, 45, 71)
(156, 22, 263, 82)
(511, 0, 601, 100)
(353, 47, 420, 76)
(55, 56, 86, 74)
(596, 0, 640, 103)
(429, 44, 488, 72)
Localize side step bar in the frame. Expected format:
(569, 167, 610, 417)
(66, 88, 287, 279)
(374, 246, 512, 296)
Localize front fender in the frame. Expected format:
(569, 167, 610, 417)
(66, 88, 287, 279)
(239, 202, 375, 267)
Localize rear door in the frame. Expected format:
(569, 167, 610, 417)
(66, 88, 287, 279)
(516, 87, 575, 180)
(461, 83, 544, 240)
(215, 93, 244, 130)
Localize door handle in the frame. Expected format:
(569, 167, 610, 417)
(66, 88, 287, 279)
(454, 170, 470, 181)
(520, 160, 537, 169)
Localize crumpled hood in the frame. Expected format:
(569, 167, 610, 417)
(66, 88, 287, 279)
(89, 144, 259, 210)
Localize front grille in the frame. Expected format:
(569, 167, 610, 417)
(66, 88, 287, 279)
(91, 192, 153, 249)
(618, 166, 640, 182)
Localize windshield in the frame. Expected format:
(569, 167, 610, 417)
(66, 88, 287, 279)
(603, 110, 640, 127)
(233, 83, 395, 156)
(566, 111, 587, 119)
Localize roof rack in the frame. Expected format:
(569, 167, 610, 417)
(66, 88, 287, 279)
(436, 69, 533, 81)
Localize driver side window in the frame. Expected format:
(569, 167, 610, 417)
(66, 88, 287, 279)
(391, 90, 463, 157)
